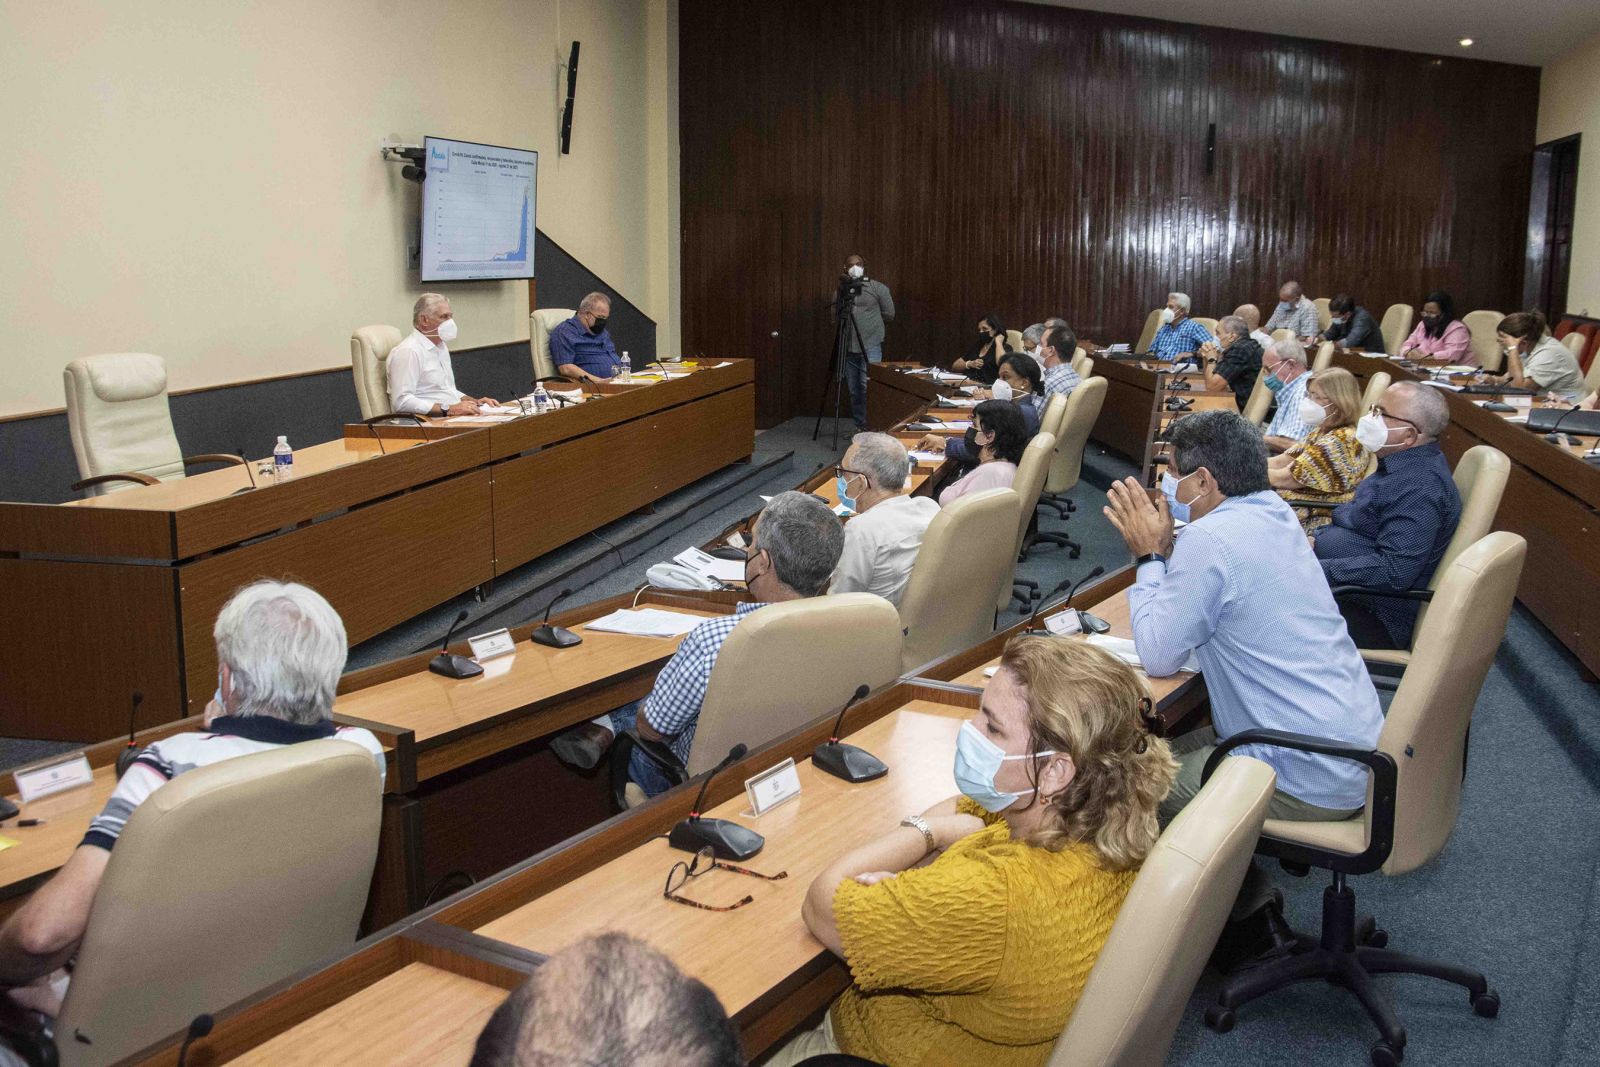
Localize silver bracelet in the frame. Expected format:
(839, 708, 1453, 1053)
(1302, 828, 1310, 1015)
(900, 814, 935, 854)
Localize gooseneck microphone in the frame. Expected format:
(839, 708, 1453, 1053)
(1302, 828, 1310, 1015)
(1026, 577, 1076, 633)
(668, 744, 764, 860)
(1067, 565, 1110, 634)
(115, 691, 146, 779)
(1543, 403, 1585, 447)
(177, 1014, 214, 1067)
(230, 445, 259, 495)
(813, 685, 886, 783)
(428, 609, 484, 679)
(530, 587, 582, 648)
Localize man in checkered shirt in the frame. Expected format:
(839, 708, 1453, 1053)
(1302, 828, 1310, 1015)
(551, 492, 845, 797)
(1265, 280, 1321, 340)
(1040, 324, 1081, 399)
(1149, 292, 1215, 360)
(1261, 338, 1315, 453)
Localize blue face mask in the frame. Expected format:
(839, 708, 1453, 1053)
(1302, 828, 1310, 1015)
(953, 721, 1057, 813)
(1160, 469, 1196, 524)
(1264, 372, 1284, 394)
(1277, 300, 1295, 312)
(836, 474, 860, 514)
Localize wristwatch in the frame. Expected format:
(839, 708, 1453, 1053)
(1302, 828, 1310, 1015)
(1135, 552, 1168, 568)
(900, 814, 936, 854)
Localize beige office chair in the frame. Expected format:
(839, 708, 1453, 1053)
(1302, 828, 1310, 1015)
(63, 353, 244, 496)
(1379, 303, 1413, 355)
(1035, 377, 1108, 551)
(1203, 532, 1525, 1063)
(1038, 391, 1069, 441)
(1313, 296, 1333, 333)
(1585, 348, 1600, 397)
(55, 739, 383, 1067)
(999, 431, 1057, 611)
(1191, 316, 1219, 336)
(1269, 327, 1295, 344)
(1048, 757, 1276, 1067)
(1241, 368, 1273, 425)
(898, 488, 1018, 673)
(531, 308, 577, 380)
(1360, 370, 1393, 413)
(1561, 331, 1586, 359)
(1071, 352, 1093, 381)
(1005, 328, 1024, 353)
(1134, 309, 1164, 353)
(350, 324, 404, 419)
(1309, 340, 1336, 371)
(1349, 445, 1509, 668)
(1462, 309, 1504, 371)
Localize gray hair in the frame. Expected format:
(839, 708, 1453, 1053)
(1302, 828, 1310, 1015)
(849, 432, 910, 492)
(412, 293, 448, 325)
(1166, 410, 1270, 497)
(578, 291, 612, 314)
(1044, 317, 1069, 329)
(1268, 337, 1307, 367)
(1022, 323, 1046, 346)
(1218, 315, 1248, 342)
(753, 491, 844, 597)
(1167, 292, 1192, 312)
(1390, 382, 1451, 439)
(213, 581, 347, 725)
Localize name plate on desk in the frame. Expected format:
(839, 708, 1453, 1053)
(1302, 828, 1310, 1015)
(745, 758, 801, 816)
(1044, 611, 1083, 637)
(467, 628, 517, 662)
(15, 752, 94, 802)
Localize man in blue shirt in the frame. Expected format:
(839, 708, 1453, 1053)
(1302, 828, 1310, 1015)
(549, 291, 620, 381)
(1261, 338, 1314, 453)
(1315, 382, 1461, 649)
(1148, 291, 1214, 360)
(1104, 410, 1383, 941)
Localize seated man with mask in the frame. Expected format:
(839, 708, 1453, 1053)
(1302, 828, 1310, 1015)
(830, 432, 940, 607)
(1103, 410, 1383, 967)
(549, 492, 845, 795)
(549, 291, 621, 382)
(1261, 338, 1314, 453)
(1314, 382, 1461, 650)
(1149, 292, 1214, 360)
(388, 293, 498, 416)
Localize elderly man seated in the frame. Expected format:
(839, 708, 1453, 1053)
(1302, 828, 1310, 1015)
(1261, 338, 1315, 453)
(1233, 303, 1275, 349)
(1149, 292, 1214, 360)
(831, 433, 940, 607)
(1314, 382, 1461, 650)
(1265, 280, 1320, 340)
(1198, 315, 1263, 412)
(0, 581, 386, 1013)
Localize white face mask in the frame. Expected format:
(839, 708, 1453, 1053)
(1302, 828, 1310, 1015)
(848, 264, 865, 279)
(434, 317, 458, 343)
(1160, 308, 1176, 325)
(1355, 412, 1396, 452)
(1298, 398, 1326, 426)
(991, 378, 1015, 402)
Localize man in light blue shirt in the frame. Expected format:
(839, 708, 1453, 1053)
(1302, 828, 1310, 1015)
(1148, 291, 1215, 360)
(1261, 338, 1314, 453)
(1104, 410, 1383, 932)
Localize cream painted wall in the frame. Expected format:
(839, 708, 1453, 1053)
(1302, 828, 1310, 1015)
(0, 0, 680, 418)
(1539, 28, 1600, 316)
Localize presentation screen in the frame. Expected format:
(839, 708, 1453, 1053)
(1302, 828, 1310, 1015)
(419, 136, 537, 282)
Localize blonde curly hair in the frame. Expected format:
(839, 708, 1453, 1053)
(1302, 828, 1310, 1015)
(1000, 635, 1177, 871)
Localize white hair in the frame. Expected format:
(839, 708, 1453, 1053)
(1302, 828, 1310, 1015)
(1022, 323, 1046, 345)
(1167, 292, 1192, 312)
(849, 432, 910, 492)
(412, 293, 448, 325)
(213, 581, 348, 726)
(1269, 337, 1307, 367)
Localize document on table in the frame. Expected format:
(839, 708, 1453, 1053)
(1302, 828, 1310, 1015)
(931, 370, 967, 381)
(1086, 634, 1201, 675)
(674, 546, 746, 583)
(1419, 380, 1464, 392)
(909, 450, 946, 464)
(584, 608, 708, 638)
(933, 420, 972, 431)
(938, 395, 980, 408)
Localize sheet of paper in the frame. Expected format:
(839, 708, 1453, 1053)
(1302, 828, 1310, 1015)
(583, 608, 707, 638)
(1085, 633, 1201, 675)
(932, 370, 967, 382)
(674, 546, 746, 583)
(1418, 380, 1463, 392)
(909, 450, 946, 464)
(938, 395, 980, 408)
(933, 420, 972, 431)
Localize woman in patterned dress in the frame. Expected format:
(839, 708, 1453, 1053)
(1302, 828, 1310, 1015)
(1267, 367, 1370, 532)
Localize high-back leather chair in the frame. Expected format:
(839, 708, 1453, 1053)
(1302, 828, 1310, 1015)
(1313, 296, 1333, 333)
(1048, 757, 1276, 1067)
(1462, 309, 1504, 371)
(350, 324, 404, 420)
(1360, 370, 1392, 413)
(1379, 304, 1413, 355)
(55, 739, 383, 1067)
(1200, 532, 1525, 1062)
(1035, 378, 1108, 552)
(898, 488, 1018, 673)
(1134, 309, 1164, 353)
(999, 431, 1057, 611)
(1005, 328, 1024, 353)
(1561, 331, 1585, 359)
(1190, 316, 1219, 336)
(683, 594, 903, 776)
(1071, 348, 1092, 381)
(1310, 340, 1336, 371)
(531, 308, 577, 380)
(1582, 339, 1600, 396)
(1241, 368, 1273, 425)
(1038, 391, 1069, 441)
(63, 354, 244, 496)
(1269, 328, 1295, 344)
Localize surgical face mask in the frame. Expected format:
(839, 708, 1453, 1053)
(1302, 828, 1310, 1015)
(991, 377, 1015, 402)
(1160, 308, 1176, 325)
(1298, 398, 1327, 426)
(848, 264, 865, 279)
(435, 317, 458, 343)
(1264, 372, 1284, 394)
(836, 473, 861, 512)
(1278, 300, 1295, 312)
(953, 721, 1057, 813)
(1333, 315, 1350, 326)
(588, 315, 608, 334)
(1355, 412, 1399, 452)
(1160, 469, 1197, 523)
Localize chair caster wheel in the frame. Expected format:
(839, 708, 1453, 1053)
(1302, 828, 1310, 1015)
(1472, 989, 1500, 1018)
(1370, 1040, 1403, 1065)
(1364, 928, 1388, 948)
(1203, 1005, 1235, 1033)
(1068, 547, 1081, 559)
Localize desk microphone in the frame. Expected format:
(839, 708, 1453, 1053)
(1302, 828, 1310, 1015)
(428, 610, 484, 679)
(1025, 577, 1076, 633)
(230, 445, 258, 495)
(530, 587, 582, 648)
(1056, 565, 1109, 634)
(176, 1013, 214, 1067)
(669, 744, 764, 860)
(1543, 403, 1585, 447)
(115, 691, 146, 779)
(813, 684, 886, 783)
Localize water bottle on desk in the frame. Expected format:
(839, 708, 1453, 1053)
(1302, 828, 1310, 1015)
(534, 383, 550, 414)
(619, 351, 631, 381)
(273, 436, 293, 481)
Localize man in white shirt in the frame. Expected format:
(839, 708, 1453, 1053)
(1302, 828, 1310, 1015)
(1233, 303, 1275, 349)
(830, 433, 940, 607)
(387, 293, 498, 416)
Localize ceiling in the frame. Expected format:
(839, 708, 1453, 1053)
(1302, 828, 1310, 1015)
(1025, 0, 1600, 66)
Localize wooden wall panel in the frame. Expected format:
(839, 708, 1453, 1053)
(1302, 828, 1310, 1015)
(679, 0, 1541, 424)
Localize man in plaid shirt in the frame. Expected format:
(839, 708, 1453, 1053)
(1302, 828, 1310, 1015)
(1265, 281, 1321, 340)
(551, 492, 845, 797)
(1041, 324, 1081, 399)
(1149, 293, 1214, 360)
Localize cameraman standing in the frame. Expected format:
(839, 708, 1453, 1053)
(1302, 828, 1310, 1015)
(838, 253, 895, 431)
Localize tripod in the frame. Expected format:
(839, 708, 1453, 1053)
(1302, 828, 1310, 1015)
(813, 278, 869, 449)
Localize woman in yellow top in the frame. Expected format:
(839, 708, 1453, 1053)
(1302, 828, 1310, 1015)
(1266, 366, 1370, 532)
(767, 637, 1177, 1067)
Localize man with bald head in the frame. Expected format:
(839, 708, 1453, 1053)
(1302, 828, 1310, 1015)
(550, 291, 622, 382)
(1265, 281, 1320, 341)
(1233, 303, 1275, 349)
(388, 293, 498, 416)
(1314, 382, 1462, 649)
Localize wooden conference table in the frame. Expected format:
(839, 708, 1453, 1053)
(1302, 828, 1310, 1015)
(0, 360, 755, 740)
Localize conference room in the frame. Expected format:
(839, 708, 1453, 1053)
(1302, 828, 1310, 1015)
(3, 1, 1600, 1065)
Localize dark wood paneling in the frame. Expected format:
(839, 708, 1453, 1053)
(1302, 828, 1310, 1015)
(680, 0, 1541, 424)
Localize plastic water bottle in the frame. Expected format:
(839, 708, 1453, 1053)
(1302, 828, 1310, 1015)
(533, 383, 550, 414)
(620, 351, 631, 380)
(273, 436, 293, 481)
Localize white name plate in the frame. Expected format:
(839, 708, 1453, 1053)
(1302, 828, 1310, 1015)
(467, 628, 517, 662)
(16, 752, 95, 802)
(1045, 610, 1083, 636)
(744, 757, 802, 817)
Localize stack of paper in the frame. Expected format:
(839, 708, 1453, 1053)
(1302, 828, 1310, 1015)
(934, 420, 972, 431)
(584, 609, 707, 638)
(909, 450, 946, 465)
(932, 370, 967, 382)
(938, 395, 980, 408)
(1085, 634, 1201, 675)
(673, 547, 746, 583)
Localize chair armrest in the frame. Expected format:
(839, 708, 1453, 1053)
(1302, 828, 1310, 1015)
(626, 732, 688, 779)
(70, 471, 159, 492)
(182, 453, 246, 469)
(1280, 498, 1340, 511)
(362, 413, 427, 426)
(1330, 585, 1433, 603)
(1200, 728, 1397, 876)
